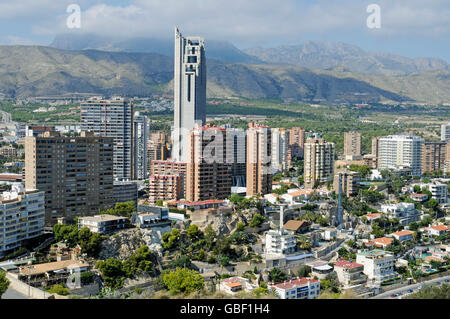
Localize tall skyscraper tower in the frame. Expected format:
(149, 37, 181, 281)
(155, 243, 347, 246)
(133, 112, 149, 180)
(172, 27, 207, 163)
(81, 97, 134, 181)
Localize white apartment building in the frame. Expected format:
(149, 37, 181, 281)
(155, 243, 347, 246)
(413, 181, 448, 204)
(0, 184, 45, 256)
(78, 214, 128, 234)
(380, 202, 421, 226)
(219, 276, 258, 295)
(334, 260, 368, 288)
(271, 128, 290, 173)
(269, 277, 320, 299)
(265, 229, 296, 255)
(378, 135, 424, 176)
(441, 123, 450, 142)
(356, 249, 396, 284)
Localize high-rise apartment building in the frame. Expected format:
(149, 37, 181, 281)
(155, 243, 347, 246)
(0, 184, 45, 257)
(271, 128, 290, 173)
(441, 123, 450, 142)
(151, 160, 187, 198)
(344, 131, 362, 159)
(304, 133, 335, 189)
(25, 131, 114, 225)
(289, 127, 305, 159)
(246, 122, 272, 196)
(147, 131, 170, 175)
(421, 141, 446, 173)
(133, 112, 149, 180)
(333, 171, 360, 197)
(149, 175, 182, 205)
(172, 27, 206, 163)
(226, 127, 246, 187)
(185, 124, 232, 202)
(378, 135, 424, 176)
(81, 97, 133, 181)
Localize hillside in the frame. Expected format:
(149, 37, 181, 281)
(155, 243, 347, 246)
(0, 45, 449, 104)
(245, 41, 449, 76)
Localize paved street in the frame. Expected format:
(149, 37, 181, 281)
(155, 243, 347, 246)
(2, 287, 31, 299)
(371, 275, 450, 299)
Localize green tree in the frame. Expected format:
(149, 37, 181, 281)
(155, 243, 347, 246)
(45, 284, 69, 296)
(95, 258, 126, 289)
(186, 224, 202, 241)
(122, 246, 154, 277)
(249, 213, 266, 227)
(296, 265, 312, 278)
(204, 225, 216, 249)
(168, 255, 192, 269)
(0, 271, 10, 298)
(162, 267, 205, 295)
(162, 228, 181, 250)
(269, 267, 288, 283)
(236, 222, 246, 232)
(406, 284, 450, 299)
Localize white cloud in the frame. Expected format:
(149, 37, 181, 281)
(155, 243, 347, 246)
(3, 0, 450, 46)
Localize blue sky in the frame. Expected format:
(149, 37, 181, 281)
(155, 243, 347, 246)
(0, 0, 449, 62)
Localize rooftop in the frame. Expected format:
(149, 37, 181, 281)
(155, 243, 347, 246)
(430, 225, 449, 231)
(270, 277, 318, 290)
(371, 237, 394, 246)
(19, 260, 89, 276)
(283, 220, 308, 231)
(79, 214, 127, 222)
(334, 259, 363, 270)
(392, 230, 414, 237)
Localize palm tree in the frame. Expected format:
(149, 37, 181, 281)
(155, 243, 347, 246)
(297, 236, 312, 251)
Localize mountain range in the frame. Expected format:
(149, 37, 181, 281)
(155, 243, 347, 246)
(0, 34, 448, 104)
(244, 41, 449, 76)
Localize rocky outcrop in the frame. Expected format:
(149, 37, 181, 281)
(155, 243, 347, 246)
(98, 226, 171, 260)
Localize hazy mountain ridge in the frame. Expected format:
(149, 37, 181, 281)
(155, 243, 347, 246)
(50, 33, 263, 64)
(0, 45, 449, 104)
(244, 40, 449, 76)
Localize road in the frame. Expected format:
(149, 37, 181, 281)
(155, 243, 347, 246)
(1, 287, 31, 299)
(371, 275, 450, 299)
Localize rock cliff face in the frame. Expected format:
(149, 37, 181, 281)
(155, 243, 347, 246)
(189, 207, 260, 236)
(98, 226, 171, 260)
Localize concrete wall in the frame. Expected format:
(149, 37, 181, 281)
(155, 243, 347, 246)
(5, 272, 55, 299)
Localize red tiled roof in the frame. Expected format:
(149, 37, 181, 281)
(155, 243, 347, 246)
(365, 213, 380, 219)
(393, 230, 414, 237)
(371, 237, 393, 246)
(431, 225, 449, 231)
(174, 199, 226, 206)
(334, 260, 363, 270)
